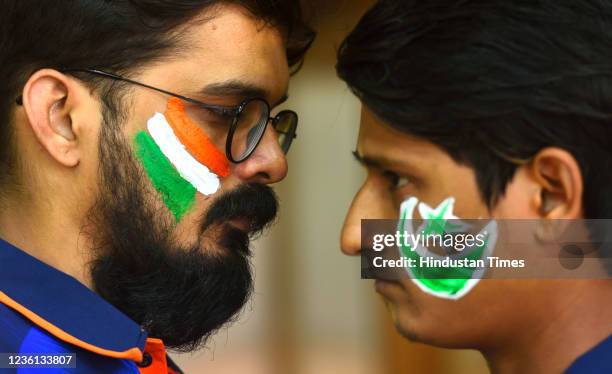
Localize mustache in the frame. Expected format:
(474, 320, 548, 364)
(202, 183, 279, 237)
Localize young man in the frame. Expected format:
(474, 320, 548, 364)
(337, 1, 611, 373)
(0, 1, 313, 373)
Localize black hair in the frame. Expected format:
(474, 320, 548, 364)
(337, 0, 612, 219)
(0, 0, 315, 188)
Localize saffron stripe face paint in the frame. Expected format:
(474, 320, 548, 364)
(398, 197, 498, 300)
(165, 98, 230, 178)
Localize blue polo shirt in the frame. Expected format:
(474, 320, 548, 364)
(566, 335, 612, 373)
(0, 238, 183, 373)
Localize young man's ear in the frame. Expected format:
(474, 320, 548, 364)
(21, 69, 84, 167)
(529, 147, 583, 219)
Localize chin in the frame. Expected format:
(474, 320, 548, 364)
(385, 295, 482, 349)
(389, 305, 435, 344)
(392, 314, 460, 348)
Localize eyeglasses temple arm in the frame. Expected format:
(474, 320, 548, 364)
(61, 68, 239, 114)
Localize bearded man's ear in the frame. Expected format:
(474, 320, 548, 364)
(21, 69, 87, 168)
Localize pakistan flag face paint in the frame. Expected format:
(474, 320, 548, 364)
(398, 197, 498, 300)
(134, 98, 230, 222)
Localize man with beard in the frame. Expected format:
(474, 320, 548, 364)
(337, 0, 611, 373)
(0, 1, 314, 373)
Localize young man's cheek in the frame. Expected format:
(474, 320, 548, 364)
(491, 169, 542, 219)
(396, 195, 499, 300)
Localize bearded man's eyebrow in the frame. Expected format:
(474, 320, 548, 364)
(201, 80, 267, 98)
(273, 94, 289, 108)
(201, 80, 288, 107)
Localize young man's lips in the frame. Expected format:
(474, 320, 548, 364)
(374, 279, 404, 297)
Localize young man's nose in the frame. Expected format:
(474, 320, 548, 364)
(232, 124, 288, 184)
(340, 205, 362, 256)
(341, 183, 394, 256)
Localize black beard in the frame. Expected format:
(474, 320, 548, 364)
(86, 114, 278, 352)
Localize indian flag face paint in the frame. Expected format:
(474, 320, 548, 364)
(397, 197, 498, 300)
(134, 98, 230, 221)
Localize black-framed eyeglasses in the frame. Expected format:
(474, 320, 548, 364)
(16, 68, 298, 163)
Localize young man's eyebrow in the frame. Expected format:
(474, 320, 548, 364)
(352, 149, 388, 168)
(352, 150, 369, 165)
(352, 149, 417, 172)
(201, 80, 288, 107)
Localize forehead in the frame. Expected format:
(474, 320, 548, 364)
(176, 4, 289, 100)
(357, 106, 485, 210)
(357, 106, 433, 162)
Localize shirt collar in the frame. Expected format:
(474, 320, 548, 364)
(0, 238, 148, 361)
(566, 335, 612, 373)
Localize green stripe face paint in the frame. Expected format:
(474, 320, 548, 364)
(398, 197, 498, 300)
(134, 131, 196, 221)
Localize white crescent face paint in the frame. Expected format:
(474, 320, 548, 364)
(398, 196, 498, 300)
(147, 112, 221, 196)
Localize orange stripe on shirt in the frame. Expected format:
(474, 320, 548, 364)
(0, 291, 143, 363)
(138, 338, 168, 374)
(165, 98, 230, 178)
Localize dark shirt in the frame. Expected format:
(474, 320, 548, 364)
(566, 335, 612, 373)
(0, 238, 183, 374)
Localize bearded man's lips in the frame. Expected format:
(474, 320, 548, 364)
(204, 215, 265, 238)
(197, 183, 279, 257)
(226, 217, 253, 234)
(201, 184, 278, 233)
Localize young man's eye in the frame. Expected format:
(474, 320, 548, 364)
(396, 176, 410, 189)
(383, 171, 410, 190)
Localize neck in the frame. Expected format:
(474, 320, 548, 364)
(0, 191, 94, 288)
(483, 280, 611, 374)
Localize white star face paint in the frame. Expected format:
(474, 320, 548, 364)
(398, 196, 498, 300)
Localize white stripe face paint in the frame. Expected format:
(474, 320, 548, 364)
(147, 113, 220, 196)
